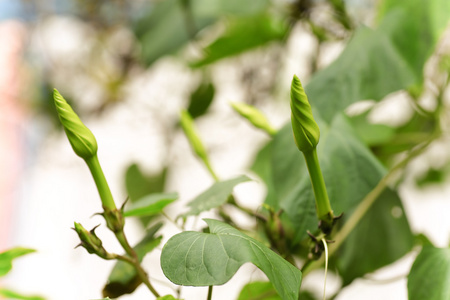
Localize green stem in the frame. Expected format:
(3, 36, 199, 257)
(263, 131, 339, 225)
(204, 159, 220, 182)
(85, 155, 117, 210)
(207, 286, 213, 300)
(115, 231, 161, 298)
(303, 149, 333, 228)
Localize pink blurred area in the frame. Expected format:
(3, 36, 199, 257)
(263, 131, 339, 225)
(0, 20, 28, 250)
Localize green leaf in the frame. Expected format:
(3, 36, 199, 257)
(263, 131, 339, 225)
(378, 0, 450, 82)
(348, 111, 396, 147)
(305, 27, 416, 123)
(161, 219, 302, 300)
(187, 80, 215, 119)
(306, 0, 450, 123)
(181, 175, 251, 217)
(191, 13, 288, 68)
(124, 163, 167, 225)
(237, 281, 281, 300)
(0, 289, 45, 300)
(298, 291, 317, 300)
(408, 246, 450, 300)
(134, 0, 269, 66)
(125, 164, 167, 202)
(124, 193, 178, 217)
(103, 223, 163, 298)
(416, 167, 449, 187)
(334, 189, 414, 285)
(0, 248, 35, 277)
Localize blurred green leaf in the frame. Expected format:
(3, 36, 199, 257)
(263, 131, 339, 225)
(307, 0, 450, 123)
(191, 13, 288, 68)
(103, 223, 163, 298)
(414, 233, 435, 247)
(408, 246, 450, 300)
(371, 112, 436, 164)
(134, 0, 270, 66)
(305, 27, 415, 123)
(125, 163, 167, 225)
(124, 193, 178, 217)
(0, 289, 45, 300)
(125, 164, 167, 202)
(181, 175, 251, 218)
(237, 281, 281, 300)
(0, 248, 35, 277)
(348, 111, 395, 147)
(187, 80, 215, 119)
(161, 219, 302, 300)
(334, 189, 414, 285)
(378, 0, 450, 82)
(298, 290, 317, 300)
(416, 167, 450, 187)
(190, 0, 269, 17)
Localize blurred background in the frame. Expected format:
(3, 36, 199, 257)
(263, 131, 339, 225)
(0, 0, 449, 299)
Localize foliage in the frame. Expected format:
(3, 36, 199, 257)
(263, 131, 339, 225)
(11, 0, 450, 299)
(0, 248, 45, 300)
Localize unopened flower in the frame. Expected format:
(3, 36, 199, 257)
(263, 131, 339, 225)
(290, 75, 320, 153)
(53, 89, 98, 160)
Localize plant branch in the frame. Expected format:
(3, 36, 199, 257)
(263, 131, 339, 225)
(115, 230, 161, 298)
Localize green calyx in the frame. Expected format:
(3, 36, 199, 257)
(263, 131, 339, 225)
(73, 222, 112, 259)
(53, 89, 98, 160)
(290, 75, 320, 153)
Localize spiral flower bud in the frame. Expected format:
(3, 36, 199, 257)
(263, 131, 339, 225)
(53, 89, 98, 160)
(290, 75, 320, 153)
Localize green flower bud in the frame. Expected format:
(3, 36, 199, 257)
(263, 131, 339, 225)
(290, 75, 320, 153)
(230, 102, 277, 136)
(73, 222, 112, 259)
(53, 89, 98, 160)
(180, 110, 218, 180)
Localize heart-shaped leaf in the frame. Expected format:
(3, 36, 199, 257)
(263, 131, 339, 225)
(161, 219, 301, 300)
